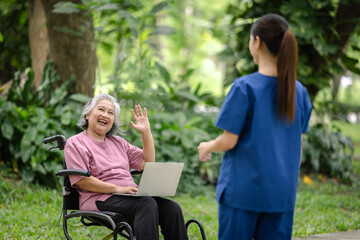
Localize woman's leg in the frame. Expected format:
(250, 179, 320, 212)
(153, 197, 188, 240)
(254, 211, 294, 240)
(96, 196, 159, 240)
(218, 202, 258, 240)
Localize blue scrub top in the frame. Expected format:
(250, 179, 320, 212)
(215, 72, 312, 212)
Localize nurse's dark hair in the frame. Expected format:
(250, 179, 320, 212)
(77, 93, 124, 136)
(251, 13, 297, 122)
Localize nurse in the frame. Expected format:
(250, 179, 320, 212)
(197, 14, 312, 240)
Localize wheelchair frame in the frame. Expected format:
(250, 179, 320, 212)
(44, 134, 207, 240)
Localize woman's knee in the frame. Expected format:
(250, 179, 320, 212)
(138, 197, 158, 212)
(159, 199, 184, 218)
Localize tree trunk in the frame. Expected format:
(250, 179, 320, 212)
(39, 0, 97, 97)
(332, 0, 360, 59)
(28, 0, 49, 88)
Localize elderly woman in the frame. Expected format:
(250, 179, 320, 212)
(64, 93, 188, 240)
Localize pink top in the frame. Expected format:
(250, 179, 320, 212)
(64, 130, 143, 211)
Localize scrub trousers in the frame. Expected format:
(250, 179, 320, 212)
(96, 195, 188, 240)
(219, 203, 294, 240)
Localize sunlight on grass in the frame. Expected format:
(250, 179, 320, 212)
(293, 179, 360, 236)
(1, 166, 360, 239)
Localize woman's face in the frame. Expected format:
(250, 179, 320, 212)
(86, 99, 115, 140)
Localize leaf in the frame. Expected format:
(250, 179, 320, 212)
(49, 86, 67, 106)
(150, 1, 168, 15)
(53, 26, 83, 37)
(309, 148, 320, 171)
(70, 93, 91, 103)
(0, 31, 3, 42)
(341, 54, 360, 75)
(21, 69, 35, 106)
(1, 121, 14, 140)
(176, 90, 200, 103)
(117, 10, 133, 19)
(21, 167, 35, 183)
(186, 116, 203, 127)
(95, 3, 119, 11)
(81, 0, 93, 6)
(174, 112, 187, 128)
(100, 41, 114, 54)
(180, 134, 193, 149)
(180, 69, 195, 81)
(155, 61, 171, 83)
(61, 108, 72, 125)
(53, 2, 81, 14)
(149, 26, 175, 36)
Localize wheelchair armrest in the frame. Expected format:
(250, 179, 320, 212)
(130, 169, 143, 175)
(56, 169, 91, 177)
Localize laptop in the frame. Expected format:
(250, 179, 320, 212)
(113, 162, 184, 197)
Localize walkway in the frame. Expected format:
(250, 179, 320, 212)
(293, 230, 360, 239)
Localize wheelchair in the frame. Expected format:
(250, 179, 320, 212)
(44, 134, 207, 240)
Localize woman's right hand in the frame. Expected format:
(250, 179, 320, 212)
(114, 186, 138, 195)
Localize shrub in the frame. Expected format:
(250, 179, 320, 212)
(0, 61, 89, 187)
(301, 120, 354, 183)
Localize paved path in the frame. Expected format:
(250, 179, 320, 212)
(293, 230, 360, 240)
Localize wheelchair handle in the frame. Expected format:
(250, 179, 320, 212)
(56, 169, 91, 177)
(43, 135, 66, 150)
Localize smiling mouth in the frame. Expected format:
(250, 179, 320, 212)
(98, 119, 108, 125)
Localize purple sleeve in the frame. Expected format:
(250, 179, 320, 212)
(116, 136, 144, 170)
(64, 141, 91, 187)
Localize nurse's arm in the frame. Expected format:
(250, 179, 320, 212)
(208, 130, 239, 151)
(198, 130, 239, 161)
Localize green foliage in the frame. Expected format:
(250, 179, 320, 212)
(54, 0, 174, 93)
(302, 121, 354, 183)
(116, 65, 223, 194)
(334, 121, 360, 156)
(222, 0, 360, 98)
(0, 0, 31, 84)
(0, 61, 88, 186)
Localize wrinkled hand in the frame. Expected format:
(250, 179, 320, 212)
(131, 105, 150, 133)
(114, 186, 138, 195)
(197, 142, 212, 162)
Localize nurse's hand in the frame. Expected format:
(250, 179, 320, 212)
(198, 142, 212, 162)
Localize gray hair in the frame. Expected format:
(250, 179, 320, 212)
(77, 93, 122, 137)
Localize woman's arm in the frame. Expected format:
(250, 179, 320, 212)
(75, 176, 138, 194)
(139, 130, 155, 170)
(198, 130, 239, 162)
(130, 105, 155, 170)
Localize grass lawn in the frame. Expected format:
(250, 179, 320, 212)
(1, 168, 360, 240)
(1, 121, 359, 239)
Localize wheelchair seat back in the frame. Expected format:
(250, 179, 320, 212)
(62, 175, 80, 211)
